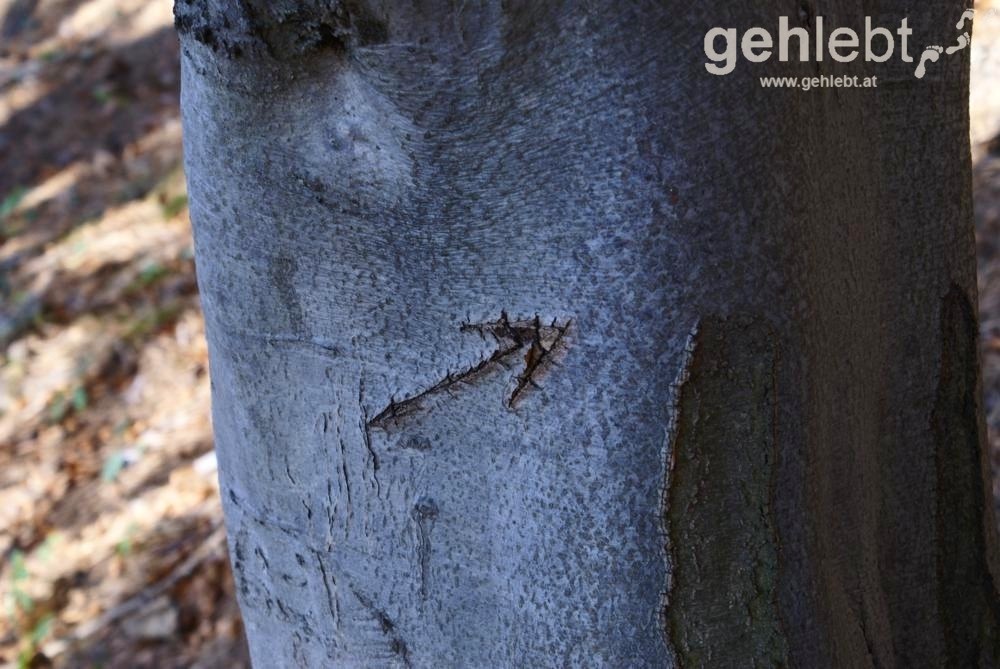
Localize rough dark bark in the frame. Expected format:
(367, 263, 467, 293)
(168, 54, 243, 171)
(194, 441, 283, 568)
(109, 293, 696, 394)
(177, 1, 1000, 666)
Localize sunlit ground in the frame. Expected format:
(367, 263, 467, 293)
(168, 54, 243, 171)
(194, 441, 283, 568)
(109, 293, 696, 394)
(972, 3, 1000, 508)
(1, 0, 1000, 667)
(0, 0, 243, 666)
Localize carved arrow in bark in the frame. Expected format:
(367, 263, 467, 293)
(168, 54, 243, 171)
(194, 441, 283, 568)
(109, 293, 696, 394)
(366, 313, 571, 429)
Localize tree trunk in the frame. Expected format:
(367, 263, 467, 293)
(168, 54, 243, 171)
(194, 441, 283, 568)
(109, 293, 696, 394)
(176, 1, 1000, 666)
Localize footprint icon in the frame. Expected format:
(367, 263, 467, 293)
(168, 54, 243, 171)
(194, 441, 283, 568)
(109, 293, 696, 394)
(948, 9, 974, 54)
(947, 33, 970, 55)
(912, 8, 976, 79)
(915, 45, 944, 79)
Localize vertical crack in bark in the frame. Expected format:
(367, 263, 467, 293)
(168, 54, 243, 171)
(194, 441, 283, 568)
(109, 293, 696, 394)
(366, 313, 571, 429)
(858, 613, 882, 669)
(661, 315, 788, 667)
(411, 497, 439, 600)
(313, 550, 342, 642)
(932, 284, 1000, 666)
(338, 437, 352, 539)
(359, 378, 381, 494)
(325, 480, 337, 551)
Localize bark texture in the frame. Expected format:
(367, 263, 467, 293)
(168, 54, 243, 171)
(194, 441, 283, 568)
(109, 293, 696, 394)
(177, 1, 999, 666)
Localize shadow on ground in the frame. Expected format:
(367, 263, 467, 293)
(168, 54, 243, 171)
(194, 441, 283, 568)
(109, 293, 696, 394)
(0, 0, 249, 666)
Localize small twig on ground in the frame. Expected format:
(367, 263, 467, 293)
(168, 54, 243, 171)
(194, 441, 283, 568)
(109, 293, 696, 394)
(39, 520, 227, 661)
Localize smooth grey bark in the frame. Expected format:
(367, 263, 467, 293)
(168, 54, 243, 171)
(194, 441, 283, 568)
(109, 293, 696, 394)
(177, 1, 1000, 667)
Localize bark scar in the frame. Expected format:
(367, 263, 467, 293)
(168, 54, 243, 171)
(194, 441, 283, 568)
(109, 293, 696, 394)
(359, 378, 381, 494)
(661, 314, 787, 666)
(411, 497, 439, 600)
(350, 586, 411, 667)
(174, 0, 387, 60)
(366, 313, 571, 429)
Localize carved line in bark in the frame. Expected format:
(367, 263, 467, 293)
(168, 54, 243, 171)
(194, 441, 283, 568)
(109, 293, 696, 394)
(411, 497, 438, 601)
(210, 326, 343, 357)
(229, 493, 412, 664)
(350, 586, 412, 667)
(661, 315, 789, 667)
(366, 313, 572, 430)
(359, 377, 382, 494)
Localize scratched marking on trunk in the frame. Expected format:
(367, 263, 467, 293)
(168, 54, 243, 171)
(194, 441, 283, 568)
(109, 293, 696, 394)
(366, 313, 571, 429)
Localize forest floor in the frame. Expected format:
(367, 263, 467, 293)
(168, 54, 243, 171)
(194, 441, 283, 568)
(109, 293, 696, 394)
(0, 1, 999, 667)
(970, 3, 1000, 506)
(0, 0, 245, 666)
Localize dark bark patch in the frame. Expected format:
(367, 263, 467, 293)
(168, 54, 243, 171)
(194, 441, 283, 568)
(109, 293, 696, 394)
(399, 435, 432, 451)
(173, 0, 387, 60)
(932, 284, 1000, 666)
(268, 253, 305, 335)
(662, 315, 788, 667)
